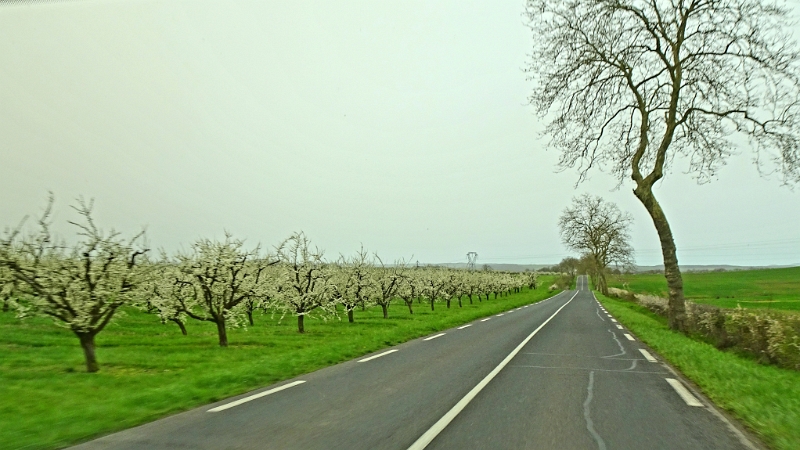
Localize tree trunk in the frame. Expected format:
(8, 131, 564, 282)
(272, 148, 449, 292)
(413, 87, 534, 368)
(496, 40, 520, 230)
(247, 310, 254, 326)
(2, 299, 9, 312)
(468, 294, 473, 304)
(298, 314, 305, 333)
(430, 299, 435, 311)
(170, 318, 188, 335)
(406, 301, 413, 314)
(381, 304, 388, 319)
(458, 297, 462, 308)
(597, 272, 609, 296)
(78, 333, 99, 373)
(446, 299, 451, 308)
(348, 308, 354, 323)
(634, 186, 686, 332)
(216, 319, 228, 346)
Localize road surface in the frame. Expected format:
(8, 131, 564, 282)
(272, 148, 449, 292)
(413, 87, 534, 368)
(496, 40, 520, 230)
(74, 276, 757, 449)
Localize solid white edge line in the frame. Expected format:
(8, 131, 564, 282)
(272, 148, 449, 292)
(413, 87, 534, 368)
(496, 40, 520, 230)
(358, 349, 399, 363)
(208, 381, 306, 412)
(424, 333, 446, 341)
(480, 318, 491, 322)
(639, 349, 657, 363)
(407, 290, 577, 450)
(624, 334, 635, 341)
(457, 324, 472, 330)
(666, 378, 704, 407)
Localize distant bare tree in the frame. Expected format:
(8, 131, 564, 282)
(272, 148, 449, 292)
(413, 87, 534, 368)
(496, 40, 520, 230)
(527, 0, 800, 330)
(559, 195, 635, 295)
(0, 195, 148, 372)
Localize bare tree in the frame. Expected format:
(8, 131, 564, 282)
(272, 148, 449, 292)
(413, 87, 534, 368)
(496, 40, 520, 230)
(527, 0, 800, 330)
(559, 195, 635, 295)
(0, 195, 148, 372)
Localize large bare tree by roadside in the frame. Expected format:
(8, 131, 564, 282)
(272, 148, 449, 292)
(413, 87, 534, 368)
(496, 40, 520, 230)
(526, 0, 800, 331)
(0, 196, 148, 372)
(559, 195, 635, 295)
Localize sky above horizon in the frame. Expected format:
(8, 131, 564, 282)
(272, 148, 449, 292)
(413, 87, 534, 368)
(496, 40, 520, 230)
(1, 0, 799, 267)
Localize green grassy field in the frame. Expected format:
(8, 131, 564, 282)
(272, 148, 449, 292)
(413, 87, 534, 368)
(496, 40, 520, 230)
(0, 283, 555, 450)
(608, 266, 800, 311)
(597, 293, 800, 449)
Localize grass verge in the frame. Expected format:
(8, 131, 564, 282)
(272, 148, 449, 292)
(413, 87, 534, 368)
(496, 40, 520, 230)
(1, 282, 555, 449)
(597, 293, 800, 450)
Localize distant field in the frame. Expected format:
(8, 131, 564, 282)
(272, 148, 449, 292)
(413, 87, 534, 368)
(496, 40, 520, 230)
(0, 283, 554, 450)
(608, 266, 800, 311)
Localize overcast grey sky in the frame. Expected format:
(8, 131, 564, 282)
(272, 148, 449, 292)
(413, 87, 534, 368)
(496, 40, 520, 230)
(1, 0, 798, 267)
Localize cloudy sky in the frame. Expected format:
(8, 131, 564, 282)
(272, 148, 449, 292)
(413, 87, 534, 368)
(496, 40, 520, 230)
(1, 0, 798, 267)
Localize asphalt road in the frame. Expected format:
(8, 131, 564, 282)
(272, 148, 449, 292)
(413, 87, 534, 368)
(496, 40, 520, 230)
(74, 276, 757, 450)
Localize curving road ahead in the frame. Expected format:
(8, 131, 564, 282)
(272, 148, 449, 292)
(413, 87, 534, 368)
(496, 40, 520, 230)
(74, 276, 758, 450)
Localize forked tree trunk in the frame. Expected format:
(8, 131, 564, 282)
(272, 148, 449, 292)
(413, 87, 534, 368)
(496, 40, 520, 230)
(348, 309, 354, 323)
(170, 318, 188, 335)
(78, 333, 99, 373)
(298, 314, 305, 333)
(216, 319, 228, 346)
(634, 185, 686, 332)
(381, 304, 388, 319)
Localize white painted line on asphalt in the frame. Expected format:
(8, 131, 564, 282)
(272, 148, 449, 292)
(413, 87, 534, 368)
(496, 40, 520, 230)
(208, 381, 306, 412)
(496, 313, 505, 317)
(624, 334, 635, 341)
(358, 349, 399, 363)
(611, 318, 617, 323)
(407, 291, 578, 450)
(524, 305, 529, 308)
(424, 333, 446, 341)
(480, 318, 491, 322)
(616, 324, 623, 329)
(666, 378, 703, 407)
(639, 349, 657, 363)
(457, 324, 472, 330)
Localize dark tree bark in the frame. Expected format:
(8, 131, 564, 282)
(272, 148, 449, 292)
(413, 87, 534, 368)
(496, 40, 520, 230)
(78, 333, 99, 373)
(381, 304, 388, 319)
(246, 310, 254, 326)
(216, 320, 228, 346)
(298, 314, 305, 333)
(347, 309, 354, 323)
(430, 300, 435, 311)
(170, 318, 188, 336)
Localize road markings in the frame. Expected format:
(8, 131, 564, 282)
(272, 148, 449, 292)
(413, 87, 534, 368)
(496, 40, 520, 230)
(424, 333, 446, 341)
(639, 349, 657, 362)
(624, 334, 635, 341)
(524, 305, 529, 308)
(457, 324, 472, 330)
(480, 318, 491, 322)
(496, 313, 505, 317)
(359, 349, 398, 363)
(208, 381, 306, 412)
(407, 291, 578, 450)
(666, 378, 704, 407)
(616, 324, 623, 329)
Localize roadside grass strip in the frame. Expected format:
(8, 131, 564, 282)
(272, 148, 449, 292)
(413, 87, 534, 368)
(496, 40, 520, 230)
(596, 293, 800, 450)
(666, 378, 703, 407)
(208, 381, 306, 412)
(359, 349, 399, 363)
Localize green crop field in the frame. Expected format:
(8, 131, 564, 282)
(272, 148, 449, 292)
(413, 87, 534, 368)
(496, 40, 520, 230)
(0, 282, 554, 450)
(597, 293, 800, 449)
(608, 266, 800, 311)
